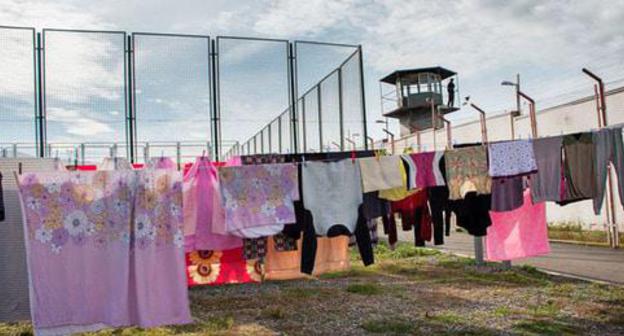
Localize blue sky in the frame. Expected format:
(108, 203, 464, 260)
(1, 0, 623, 158)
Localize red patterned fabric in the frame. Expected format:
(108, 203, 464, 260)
(186, 248, 263, 286)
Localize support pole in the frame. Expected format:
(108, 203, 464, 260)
(583, 68, 618, 248)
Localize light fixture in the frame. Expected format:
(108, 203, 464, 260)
(501, 80, 517, 87)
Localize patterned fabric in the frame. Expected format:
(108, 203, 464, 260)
(445, 146, 492, 200)
(243, 237, 269, 260)
(98, 157, 134, 171)
(183, 157, 242, 252)
(146, 157, 177, 170)
(488, 140, 537, 177)
(218, 164, 299, 238)
(186, 248, 262, 286)
(17, 170, 192, 334)
(358, 156, 404, 193)
(273, 233, 298, 252)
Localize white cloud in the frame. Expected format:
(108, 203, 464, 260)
(46, 107, 114, 137)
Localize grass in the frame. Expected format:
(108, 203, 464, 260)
(547, 221, 624, 245)
(2, 241, 624, 335)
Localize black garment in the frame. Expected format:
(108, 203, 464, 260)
(428, 186, 449, 245)
(449, 192, 492, 237)
(0, 173, 4, 222)
(490, 176, 524, 212)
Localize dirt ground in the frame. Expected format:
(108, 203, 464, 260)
(2, 243, 623, 336)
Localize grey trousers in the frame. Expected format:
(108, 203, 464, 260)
(593, 127, 624, 215)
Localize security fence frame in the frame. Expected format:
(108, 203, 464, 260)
(0, 26, 368, 163)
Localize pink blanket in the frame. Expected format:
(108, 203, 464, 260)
(486, 190, 550, 261)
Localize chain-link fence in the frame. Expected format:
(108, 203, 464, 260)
(0, 26, 368, 163)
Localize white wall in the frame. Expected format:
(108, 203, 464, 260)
(382, 87, 624, 231)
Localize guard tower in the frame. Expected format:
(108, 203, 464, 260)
(380, 67, 459, 137)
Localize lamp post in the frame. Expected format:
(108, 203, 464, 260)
(382, 128, 395, 154)
(502, 79, 537, 138)
(366, 136, 375, 150)
(426, 97, 437, 149)
(438, 115, 452, 149)
(376, 119, 389, 141)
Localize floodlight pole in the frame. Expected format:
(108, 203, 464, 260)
(382, 128, 395, 154)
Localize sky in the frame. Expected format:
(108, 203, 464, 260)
(1, 0, 623, 159)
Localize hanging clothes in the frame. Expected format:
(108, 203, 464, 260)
(264, 236, 350, 281)
(593, 127, 624, 214)
(186, 248, 262, 286)
(146, 157, 177, 170)
(300, 159, 373, 273)
(17, 170, 191, 334)
(428, 186, 452, 244)
(560, 132, 597, 204)
(390, 189, 432, 246)
(530, 136, 563, 203)
(377, 159, 417, 201)
(98, 157, 133, 171)
(487, 140, 537, 177)
(218, 163, 299, 238)
(0, 158, 62, 323)
(450, 193, 492, 237)
(490, 176, 524, 212)
(445, 146, 491, 200)
(402, 151, 445, 189)
(486, 190, 550, 261)
(358, 155, 404, 193)
(183, 157, 242, 252)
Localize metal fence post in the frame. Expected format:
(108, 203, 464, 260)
(144, 142, 150, 163)
(317, 84, 323, 151)
(126, 34, 136, 163)
(337, 68, 345, 151)
(80, 143, 86, 165)
(176, 142, 182, 169)
(288, 43, 299, 153)
(357, 46, 368, 150)
(210, 39, 220, 161)
(12, 144, 18, 158)
(35, 32, 46, 157)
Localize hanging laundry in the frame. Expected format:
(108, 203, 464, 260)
(486, 190, 550, 261)
(273, 232, 298, 252)
(186, 248, 262, 286)
(243, 237, 269, 259)
(561, 132, 597, 204)
(300, 159, 373, 273)
(0, 158, 62, 323)
(147, 156, 177, 170)
(530, 136, 563, 203)
(358, 155, 403, 193)
(217, 163, 299, 238)
(390, 189, 432, 246)
(98, 157, 134, 171)
(183, 157, 242, 252)
(491, 176, 524, 212)
(488, 140, 537, 177)
(402, 151, 445, 189)
(378, 159, 417, 201)
(593, 127, 624, 214)
(428, 186, 452, 244)
(17, 170, 191, 334)
(445, 146, 491, 200)
(450, 193, 493, 237)
(264, 236, 350, 281)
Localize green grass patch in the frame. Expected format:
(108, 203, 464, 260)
(361, 318, 413, 334)
(512, 318, 576, 335)
(261, 306, 286, 320)
(528, 301, 560, 318)
(346, 282, 382, 295)
(429, 311, 467, 324)
(491, 306, 514, 317)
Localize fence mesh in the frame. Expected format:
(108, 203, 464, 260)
(0, 27, 37, 157)
(132, 33, 212, 163)
(217, 37, 290, 158)
(43, 30, 127, 163)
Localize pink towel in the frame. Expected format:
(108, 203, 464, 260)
(486, 190, 550, 261)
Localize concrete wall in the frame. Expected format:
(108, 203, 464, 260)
(382, 86, 624, 231)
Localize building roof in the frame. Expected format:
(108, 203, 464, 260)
(380, 66, 456, 84)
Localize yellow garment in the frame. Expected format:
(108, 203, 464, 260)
(378, 161, 418, 201)
(264, 236, 350, 280)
